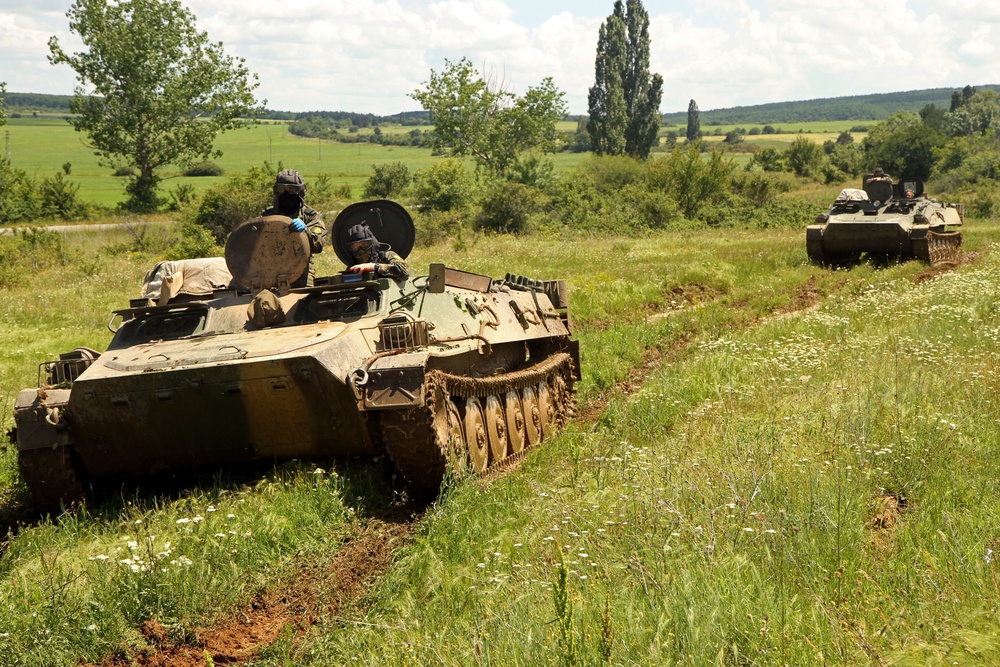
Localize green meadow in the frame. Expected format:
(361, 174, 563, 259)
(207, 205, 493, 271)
(3, 217, 1000, 664)
(4, 115, 846, 209)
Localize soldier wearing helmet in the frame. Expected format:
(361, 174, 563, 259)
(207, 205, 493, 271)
(262, 169, 326, 287)
(345, 222, 410, 280)
(870, 166, 891, 183)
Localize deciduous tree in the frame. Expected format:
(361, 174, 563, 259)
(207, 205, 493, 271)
(411, 58, 566, 177)
(48, 0, 264, 212)
(784, 136, 824, 177)
(862, 111, 946, 180)
(945, 89, 1000, 137)
(587, 0, 663, 159)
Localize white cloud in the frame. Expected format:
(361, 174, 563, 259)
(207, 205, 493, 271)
(0, 0, 997, 114)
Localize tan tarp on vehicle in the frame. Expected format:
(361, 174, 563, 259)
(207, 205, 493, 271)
(141, 258, 234, 306)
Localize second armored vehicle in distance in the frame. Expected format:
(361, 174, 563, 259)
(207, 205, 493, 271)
(806, 173, 963, 266)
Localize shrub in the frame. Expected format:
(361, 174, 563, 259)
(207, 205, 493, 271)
(414, 159, 475, 211)
(784, 136, 824, 177)
(578, 154, 644, 194)
(748, 148, 784, 172)
(333, 183, 352, 200)
(731, 170, 780, 208)
(363, 162, 411, 199)
(39, 172, 84, 220)
(301, 173, 343, 211)
(186, 163, 275, 242)
(165, 220, 219, 260)
(183, 161, 224, 177)
(166, 184, 197, 212)
(964, 181, 1000, 219)
(620, 184, 680, 229)
(508, 155, 557, 191)
(413, 209, 470, 247)
(475, 181, 541, 234)
(0, 228, 64, 288)
(0, 161, 41, 224)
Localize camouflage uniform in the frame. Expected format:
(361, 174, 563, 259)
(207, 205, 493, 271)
(263, 169, 327, 287)
(370, 249, 410, 281)
(346, 222, 410, 281)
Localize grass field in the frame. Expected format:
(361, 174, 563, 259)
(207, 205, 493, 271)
(3, 218, 1000, 664)
(4, 115, 845, 209)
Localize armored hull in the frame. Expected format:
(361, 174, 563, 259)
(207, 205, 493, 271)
(12, 201, 579, 510)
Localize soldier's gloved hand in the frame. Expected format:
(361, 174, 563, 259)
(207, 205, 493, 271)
(288, 217, 306, 232)
(349, 263, 377, 274)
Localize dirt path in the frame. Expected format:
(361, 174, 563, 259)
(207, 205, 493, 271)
(84, 510, 419, 667)
(0, 220, 171, 235)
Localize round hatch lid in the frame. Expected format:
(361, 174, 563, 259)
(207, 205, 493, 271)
(331, 200, 415, 267)
(225, 215, 311, 290)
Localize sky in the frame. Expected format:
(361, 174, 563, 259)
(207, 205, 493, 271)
(1, 0, 999, 116)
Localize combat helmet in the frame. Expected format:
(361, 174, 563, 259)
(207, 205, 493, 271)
(273, 169, 306, 215)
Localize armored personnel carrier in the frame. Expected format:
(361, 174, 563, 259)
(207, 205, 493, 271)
(11, 200, 579, 511)
(806, 173, 963, 265)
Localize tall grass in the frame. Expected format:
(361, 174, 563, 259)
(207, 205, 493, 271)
(2, 222, 1000, 664)
(289, 236, 1000, 665)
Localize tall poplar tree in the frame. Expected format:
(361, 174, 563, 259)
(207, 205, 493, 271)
(587, 0, 663, 159)
(686, 99, 700, 142)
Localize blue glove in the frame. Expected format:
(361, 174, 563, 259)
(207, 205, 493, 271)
(289, 217, 306, 232)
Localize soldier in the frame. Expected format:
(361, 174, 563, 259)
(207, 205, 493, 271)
(262, 169, 326, 287)
(869, 166, 892, 183)
(345, 222, 410, 280)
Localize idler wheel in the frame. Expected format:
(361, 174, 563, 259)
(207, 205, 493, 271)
(464, 397, 489, 473)
(484, 394, 508, 463)
(522, 386, 542, 447)
(504, 390, 526, 454)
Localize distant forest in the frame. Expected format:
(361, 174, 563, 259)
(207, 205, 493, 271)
(0, 92, 431, 126)
(4, 86, 999, 125)
(663, 85, 1000, 125)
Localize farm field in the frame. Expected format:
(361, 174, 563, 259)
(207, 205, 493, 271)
(3, 219, 1000, 664)
(4, 115, 851, 209)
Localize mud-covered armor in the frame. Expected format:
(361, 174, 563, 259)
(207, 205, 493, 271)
(11, 200, 579, 511)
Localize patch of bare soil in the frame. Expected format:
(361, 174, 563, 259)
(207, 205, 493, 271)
(866, 493, 907, 559)
(83, 512, 418, 667)
(778, 275, 822, 313)
(645, 283, 721, 323)
(913, 250, 981, 283)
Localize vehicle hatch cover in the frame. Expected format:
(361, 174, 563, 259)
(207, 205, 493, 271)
(331, 200, 415, 266)
(225, 215, 310, 291)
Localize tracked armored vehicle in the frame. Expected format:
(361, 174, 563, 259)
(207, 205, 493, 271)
(12, 200, 579, 510)
(806, 174, 963, 265)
